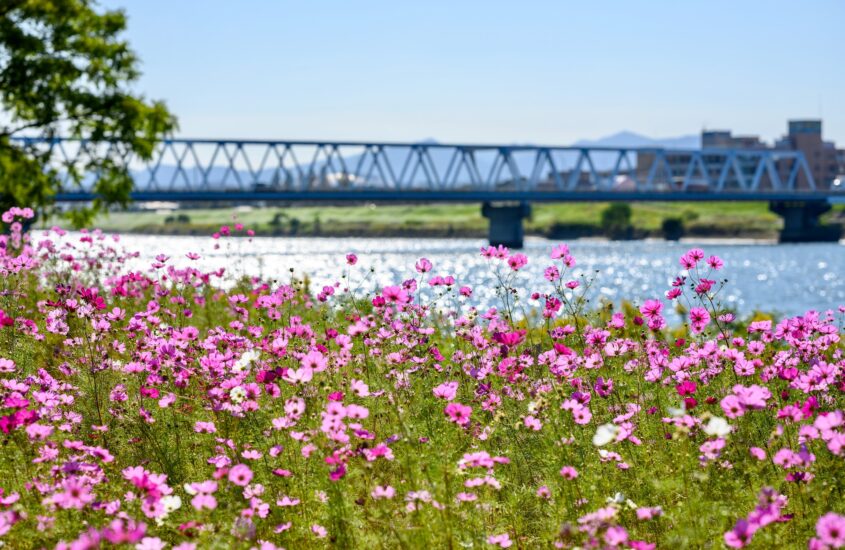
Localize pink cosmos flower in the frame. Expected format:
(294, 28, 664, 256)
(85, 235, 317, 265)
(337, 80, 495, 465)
(559, 466, 578, 480)
(721, 395, 745, 418)
(277, 496, 300, 507)
(301, 350, 328, 372)
(815, 512, 845, 548)
(186, 481, 218, 511)
(54, 478, 95, 510)
(444, 402, 472, 426)
(194, 421, 216, 433)
(433, 381, 459, 400)
(101, 519, 147, 544)
(415, 257, 433, 273)
(228, 464, 253, 487)
(382, 285, 410, 304)
(571, 404, 593, 425)
(242, 450, 262, 460)
(640, 299, 663, 320)
(636, 507, 663, 520)
(749, 447, 767, 460)
(724, 519, 755, 548)
(695, 278, 715, 294)
(666, 288, 682, 300)
(707, 255, 724, 270)
(350, 379, 370, 396)
(273, 523, 293, 534)
(689, 307, 711, 333)
(550, 244, 570, 259)
(136, 537, 166, 550)
(524, 415, 542, 431)
(371, 485, 395, 499)
(594, 377, 613, 398)
(686, 248, 705, 262)
(492, 330, 525, 347)
(605, 526, 628, 546)
(283, 366, 313, 384)
(676, 380, 696, 396)
(507, 253, 528, 271)
(487, 533, 513, 548)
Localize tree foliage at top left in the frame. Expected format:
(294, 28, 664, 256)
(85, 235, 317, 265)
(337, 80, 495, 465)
(0, 0, 177, 226)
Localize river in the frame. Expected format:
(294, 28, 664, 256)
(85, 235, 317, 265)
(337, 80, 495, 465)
(71, 232, 845, 321)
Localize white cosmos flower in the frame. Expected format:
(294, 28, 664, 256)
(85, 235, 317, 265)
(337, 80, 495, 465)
(593, 423, 620, 446)
(155, 495, 182, 526)
(161, 495, 181, 513)
(606, 492, 625, 504)
(667, 401, 687, 417)
(229, 386, 247, 404)
(703, 416, 732, 438)
(233, 349, 259, 372)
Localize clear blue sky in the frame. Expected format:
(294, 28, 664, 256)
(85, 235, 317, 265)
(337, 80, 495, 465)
(103, 0, 845, 145)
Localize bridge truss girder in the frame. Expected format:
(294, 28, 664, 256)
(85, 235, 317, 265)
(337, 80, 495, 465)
(10, 137, 823, 201)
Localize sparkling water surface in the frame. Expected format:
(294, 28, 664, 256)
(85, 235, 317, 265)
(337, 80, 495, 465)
(73, 232, 845, 320)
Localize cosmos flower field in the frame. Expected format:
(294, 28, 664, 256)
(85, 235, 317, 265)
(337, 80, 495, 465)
(0, 206, 844, 549)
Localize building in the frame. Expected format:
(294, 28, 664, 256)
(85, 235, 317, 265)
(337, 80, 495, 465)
(774, 120, 843, 188)
(702, 130, 766, 150)
(635, 129, 768, 190)
(634, 120, 845, 191)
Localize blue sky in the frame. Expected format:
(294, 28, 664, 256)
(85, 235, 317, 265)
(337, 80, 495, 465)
(103, 0, 845, 145)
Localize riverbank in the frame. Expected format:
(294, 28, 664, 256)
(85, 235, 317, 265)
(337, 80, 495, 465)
(2, 211, 844, 548)
(49, 201, 845, 240)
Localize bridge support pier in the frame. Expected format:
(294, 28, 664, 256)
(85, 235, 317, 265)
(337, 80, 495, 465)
(769, 200, 841, 243)
(482, 201, 531, 249)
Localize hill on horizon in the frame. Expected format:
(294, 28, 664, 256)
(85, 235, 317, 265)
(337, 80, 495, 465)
(573, 130, 700, 149)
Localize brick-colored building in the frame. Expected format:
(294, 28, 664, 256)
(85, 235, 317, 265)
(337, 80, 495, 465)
(635, 129, 769, 190)
(702, 130, 766, 150)
(774, 120, 843, 188)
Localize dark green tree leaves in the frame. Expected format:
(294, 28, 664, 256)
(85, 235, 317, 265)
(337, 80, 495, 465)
(0, 0, 176, 226)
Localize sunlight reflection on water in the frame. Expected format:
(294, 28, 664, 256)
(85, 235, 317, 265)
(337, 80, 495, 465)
(67, 232, 845, 320)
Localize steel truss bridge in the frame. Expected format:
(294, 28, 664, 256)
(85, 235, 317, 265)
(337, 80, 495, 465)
(12, 137, 832, 202)
(11, 137, 842, 246)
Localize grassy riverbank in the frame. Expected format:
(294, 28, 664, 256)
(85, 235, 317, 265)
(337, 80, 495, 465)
(48, 201, 845, 239)
(2, 206, 845, 548)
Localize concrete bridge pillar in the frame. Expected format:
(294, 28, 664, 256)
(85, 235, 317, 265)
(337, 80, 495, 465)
(482, 201, 531, 249)
(769, 200, 841, 242)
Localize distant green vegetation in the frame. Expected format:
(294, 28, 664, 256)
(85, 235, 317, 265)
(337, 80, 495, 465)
(45, 201, 845, 240)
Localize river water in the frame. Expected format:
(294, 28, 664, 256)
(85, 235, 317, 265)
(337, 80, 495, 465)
(84, 232, 845, 320)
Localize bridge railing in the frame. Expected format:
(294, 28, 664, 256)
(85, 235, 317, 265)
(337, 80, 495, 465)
(11, 137, 820, 199)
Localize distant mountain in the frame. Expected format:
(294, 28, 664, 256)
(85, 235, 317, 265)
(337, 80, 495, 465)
(573, 130, 700, 150)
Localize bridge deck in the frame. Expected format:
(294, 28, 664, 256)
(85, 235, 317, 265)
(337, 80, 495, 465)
(13, 137, 841, 202)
